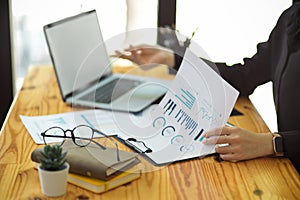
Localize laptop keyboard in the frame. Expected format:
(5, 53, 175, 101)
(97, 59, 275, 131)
(80, 78, 142, 104)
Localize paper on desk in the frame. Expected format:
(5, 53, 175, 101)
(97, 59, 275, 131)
(115, 49, 239, 165)
(20, 110, 122, 144)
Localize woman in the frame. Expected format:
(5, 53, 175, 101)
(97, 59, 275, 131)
(116, 2, 300, 173)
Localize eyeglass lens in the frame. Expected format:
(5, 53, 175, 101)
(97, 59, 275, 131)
(43, 125, 120, 161)
(43, 127, 65, 145)
(73, 125, 94, 146)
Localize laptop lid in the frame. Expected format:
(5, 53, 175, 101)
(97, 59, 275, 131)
(43, 10, 111, 100)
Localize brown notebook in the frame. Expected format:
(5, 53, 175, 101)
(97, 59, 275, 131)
(31, 140, 140, 181)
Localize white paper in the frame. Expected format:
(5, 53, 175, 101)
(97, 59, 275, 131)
(114, 49, 239, 165)
(20, 110, 122, 144)
(22, 50, 239, 164)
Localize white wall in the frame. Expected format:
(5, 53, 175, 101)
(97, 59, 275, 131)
(176, 0, 292, 132)
(12, 0, 292, 132)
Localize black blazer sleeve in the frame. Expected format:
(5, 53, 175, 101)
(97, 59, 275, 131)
(215, 3, 300, 173)
(171, 3, 300, 173)
(215, 37, 273, 96)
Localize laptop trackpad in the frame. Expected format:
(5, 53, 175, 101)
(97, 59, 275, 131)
(111, 83, 167, 112)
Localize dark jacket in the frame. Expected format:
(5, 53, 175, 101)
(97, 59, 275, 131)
(215, 3, 300, 173)
(174, 3, 300, 173)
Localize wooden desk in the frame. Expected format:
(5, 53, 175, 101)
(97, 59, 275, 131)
(1, 66, 299, 200)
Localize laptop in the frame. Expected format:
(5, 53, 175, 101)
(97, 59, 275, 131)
(43, 10, 170, 112)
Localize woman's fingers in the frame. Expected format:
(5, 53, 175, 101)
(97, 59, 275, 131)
(216, 144, 243, 161)
(203, 135, 230, 144)
(114, 49, 143, 64)
(203, 127, 233, 137)
(114, 50, 132, 59)
(219, 153, 237, 161)
(203, 127, 238, 145)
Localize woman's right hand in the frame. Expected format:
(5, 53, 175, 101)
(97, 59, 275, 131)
(115, 44, 175, 67)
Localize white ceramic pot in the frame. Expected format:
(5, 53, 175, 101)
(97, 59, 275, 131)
(38, 162, 69, 197)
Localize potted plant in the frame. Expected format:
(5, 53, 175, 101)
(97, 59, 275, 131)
(37, 144, 69, 197)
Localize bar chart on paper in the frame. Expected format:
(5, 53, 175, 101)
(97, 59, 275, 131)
(112, 50, 239, 165)
(130, 49, 239, 164)
(175, 88, 196, 110)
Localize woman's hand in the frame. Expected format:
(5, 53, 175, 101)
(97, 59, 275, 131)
(203, 126, 274, 161)
(115, 44, 175, 67)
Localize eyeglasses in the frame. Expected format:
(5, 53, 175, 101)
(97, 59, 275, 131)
(40, 125, 120, 161)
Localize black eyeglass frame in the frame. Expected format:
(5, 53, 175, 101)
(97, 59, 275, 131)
(41, 125, 120, 161)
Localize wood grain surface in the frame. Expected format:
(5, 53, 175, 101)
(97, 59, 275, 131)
(0, 66, 299, 200)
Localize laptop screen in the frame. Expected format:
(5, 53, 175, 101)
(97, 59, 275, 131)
(44, 10, 111, 99)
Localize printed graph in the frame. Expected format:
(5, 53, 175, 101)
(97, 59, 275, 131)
(175, 88, 196, 110)
(49, 117, 66, 125)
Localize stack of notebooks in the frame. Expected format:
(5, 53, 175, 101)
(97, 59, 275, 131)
(67, 165, 140, 193)
(31, 140, 141, 193)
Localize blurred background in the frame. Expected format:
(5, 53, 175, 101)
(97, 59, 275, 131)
(7, 0, 292, 131)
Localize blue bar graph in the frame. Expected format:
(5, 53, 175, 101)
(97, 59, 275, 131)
(81, 114, 94, 128)
(50, 117, 66, 125)
(194, 129, 204, 141)
(163, 98, 177, 115)
(175, 88, 196, 110)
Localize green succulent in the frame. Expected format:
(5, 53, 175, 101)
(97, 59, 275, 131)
(38, 144, 67, 171)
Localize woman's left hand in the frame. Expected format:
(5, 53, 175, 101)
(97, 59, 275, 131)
(203, 126, 274, 161)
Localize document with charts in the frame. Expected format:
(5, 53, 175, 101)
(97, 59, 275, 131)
(20, 110, 120, 144)
(115, 49, 239, 165)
